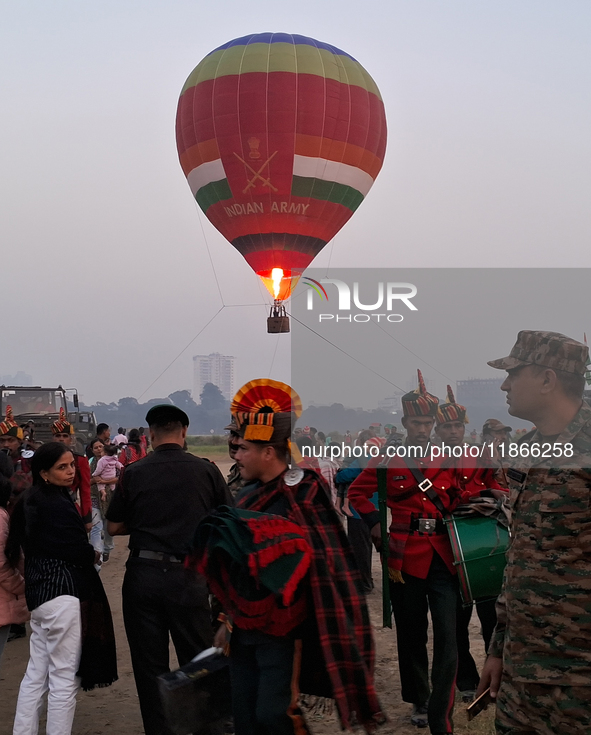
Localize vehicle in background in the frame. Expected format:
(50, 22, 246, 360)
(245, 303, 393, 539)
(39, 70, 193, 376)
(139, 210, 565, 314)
(0, 385, 96, 455)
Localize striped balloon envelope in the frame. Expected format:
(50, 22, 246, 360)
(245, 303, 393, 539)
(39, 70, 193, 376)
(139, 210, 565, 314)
(176, 32, 387, 301)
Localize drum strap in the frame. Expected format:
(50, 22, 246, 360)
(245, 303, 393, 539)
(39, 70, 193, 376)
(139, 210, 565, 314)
(401, 457, 447, 517)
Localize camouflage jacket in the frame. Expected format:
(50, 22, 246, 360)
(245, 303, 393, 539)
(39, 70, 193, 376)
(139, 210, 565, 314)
(489, 401, 591, 684)
(226, 462, 246, 498)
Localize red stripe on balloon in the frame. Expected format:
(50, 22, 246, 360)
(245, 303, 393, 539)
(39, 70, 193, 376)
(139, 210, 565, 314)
(206, 73, 297, 241)
(176, 73, 386, 160)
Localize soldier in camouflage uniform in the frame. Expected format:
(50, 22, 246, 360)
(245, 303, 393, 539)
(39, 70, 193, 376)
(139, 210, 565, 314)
(477, 331, 591, 734)
(224, 423, 247, 497)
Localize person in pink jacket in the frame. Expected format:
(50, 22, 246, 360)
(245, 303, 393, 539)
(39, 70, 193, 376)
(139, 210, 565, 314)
(0, 458, 29, 666)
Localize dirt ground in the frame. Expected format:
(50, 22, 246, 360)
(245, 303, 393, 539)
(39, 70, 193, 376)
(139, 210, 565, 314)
(0, 456, 495, 734)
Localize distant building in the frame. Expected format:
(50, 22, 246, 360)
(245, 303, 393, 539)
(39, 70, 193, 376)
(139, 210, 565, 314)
(0, 371, 33, 386)
(378, 375, 439, 413)
(456, 378, 505, 406)
(455, 377, 523, 432)
(193, 353, 235, 401)
(378, 393, 404, 414)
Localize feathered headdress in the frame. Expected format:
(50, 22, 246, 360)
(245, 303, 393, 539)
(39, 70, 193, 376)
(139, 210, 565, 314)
(0, 406, 24, 440)
(401, 369, 439, 417)
(436, 385, 468, 425)
(231, 379, 302, 442)
(52, 407, 74, 436)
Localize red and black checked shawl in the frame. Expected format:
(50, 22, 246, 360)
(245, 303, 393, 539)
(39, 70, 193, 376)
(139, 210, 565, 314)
(237, 468, 385, 734)
(191, 507, 312, 636)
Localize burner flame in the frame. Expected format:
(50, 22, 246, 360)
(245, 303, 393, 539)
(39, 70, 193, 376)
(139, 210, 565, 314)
(271, 268, 283, 299)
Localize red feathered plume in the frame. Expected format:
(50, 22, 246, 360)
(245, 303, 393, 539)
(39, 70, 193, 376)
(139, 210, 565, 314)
(52, 407, 73, 435)
(416, 369, 427, 396)
(231, 379, 302, 418)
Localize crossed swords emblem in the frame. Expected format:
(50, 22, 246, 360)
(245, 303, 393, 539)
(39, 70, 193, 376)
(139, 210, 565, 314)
(233, 150, 278, 194)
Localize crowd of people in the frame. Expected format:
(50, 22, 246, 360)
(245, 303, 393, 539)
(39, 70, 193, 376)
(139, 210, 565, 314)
(201, 330, 591, 735)
(0, 416, 148, 732)
(0, 329, 590, 735)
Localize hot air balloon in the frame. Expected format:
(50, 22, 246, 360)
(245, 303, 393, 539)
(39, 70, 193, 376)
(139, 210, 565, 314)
(176, 32, 387, 330)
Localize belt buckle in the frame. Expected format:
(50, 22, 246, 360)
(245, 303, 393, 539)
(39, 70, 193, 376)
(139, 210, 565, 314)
(419, 479, 433, 492)
(418, 518, 436, 533)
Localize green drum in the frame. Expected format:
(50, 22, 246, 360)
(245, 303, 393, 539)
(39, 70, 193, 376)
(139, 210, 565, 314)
(445, 515, 509, 605)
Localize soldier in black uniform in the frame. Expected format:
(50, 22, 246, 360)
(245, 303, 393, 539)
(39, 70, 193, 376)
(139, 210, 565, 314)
(107, 404, 232, 735)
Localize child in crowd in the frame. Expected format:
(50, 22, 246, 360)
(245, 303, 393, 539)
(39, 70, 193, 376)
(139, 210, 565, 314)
(92, 444, 122, 505)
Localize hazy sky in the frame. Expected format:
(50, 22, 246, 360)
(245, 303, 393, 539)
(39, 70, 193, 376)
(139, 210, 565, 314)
(2, 2, 590, 405)
(293, 268, 590, 410)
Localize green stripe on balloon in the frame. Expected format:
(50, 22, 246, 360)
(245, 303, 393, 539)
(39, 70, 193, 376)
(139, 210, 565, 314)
(290, 177, 364, 212)
(195, 179, 233, 211)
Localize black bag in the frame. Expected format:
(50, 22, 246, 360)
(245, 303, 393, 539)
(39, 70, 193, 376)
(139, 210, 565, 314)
(157, 648, 232, 735)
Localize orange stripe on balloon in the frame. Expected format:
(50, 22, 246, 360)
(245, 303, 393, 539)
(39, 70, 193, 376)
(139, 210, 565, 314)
(179, 140, 221, 176)
(294, 134, 383, 180)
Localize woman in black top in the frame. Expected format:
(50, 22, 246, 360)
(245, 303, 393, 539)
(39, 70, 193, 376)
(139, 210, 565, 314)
(7, 442, 117, 735)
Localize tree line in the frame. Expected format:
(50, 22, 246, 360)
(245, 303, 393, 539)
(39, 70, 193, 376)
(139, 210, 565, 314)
(79, 384, 230, 434)
(78, 386, 405, 437)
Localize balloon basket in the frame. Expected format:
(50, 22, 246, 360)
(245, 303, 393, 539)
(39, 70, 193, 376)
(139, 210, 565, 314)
(267, 301, 290, 333)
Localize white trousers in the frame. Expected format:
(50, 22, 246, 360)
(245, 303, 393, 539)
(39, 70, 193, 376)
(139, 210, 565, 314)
(13, 595, 82, 735)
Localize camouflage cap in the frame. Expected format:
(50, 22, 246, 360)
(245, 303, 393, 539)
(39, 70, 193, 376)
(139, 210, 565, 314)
(482, 418, 512, 434)
(488, 331, 589, 375)
(224, 418, 240, 434)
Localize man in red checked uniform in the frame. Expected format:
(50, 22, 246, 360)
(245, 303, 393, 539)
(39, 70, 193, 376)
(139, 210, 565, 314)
(200, 379, 384, 735)
(349, 370, 461, 735)
(434, 387, 507, 703)
(52, 409, 92, 531)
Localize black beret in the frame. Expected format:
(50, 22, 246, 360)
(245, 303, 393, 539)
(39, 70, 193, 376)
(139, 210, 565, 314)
(145, 404, 190, 428)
